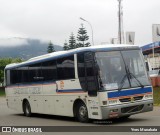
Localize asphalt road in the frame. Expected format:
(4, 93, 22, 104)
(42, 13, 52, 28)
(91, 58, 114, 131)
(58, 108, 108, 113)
(0, 97, 160, 135)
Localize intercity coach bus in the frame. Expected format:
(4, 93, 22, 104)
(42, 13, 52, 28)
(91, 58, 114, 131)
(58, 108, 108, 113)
(5, 44, 153, 122)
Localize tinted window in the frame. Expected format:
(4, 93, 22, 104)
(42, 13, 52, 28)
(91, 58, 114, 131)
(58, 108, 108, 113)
(8, 56, 75, 84)
(10, 67, 25, 84)
(22, 67, 29, 83)
(41, 60, 57, 81)
(57, 55, 75, 80)
(77, 53, 85, 77)
(28, 63, 42, 82)
(10, 69, 18, 84)
(84, 52, 98, 92)
(77, 52, 98, 92)
(77, 53, 86, 90)
(17, 66, 29, 83)
(84, 52, 94, 62)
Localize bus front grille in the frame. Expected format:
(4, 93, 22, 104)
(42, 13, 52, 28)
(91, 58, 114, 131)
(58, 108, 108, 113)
(133, 96, 143, 101)
(121, 105, 144, 113)
(119, 98, 131, 102)
(119, 96, 144, 103)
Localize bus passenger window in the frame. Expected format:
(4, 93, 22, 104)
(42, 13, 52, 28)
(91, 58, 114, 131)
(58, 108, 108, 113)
(41, 60, 57, 81)
(57, 55, 75, 80)
(10, 69, 18, 84)
(77, 53, 86, 91)
(28, 63, 42, 82)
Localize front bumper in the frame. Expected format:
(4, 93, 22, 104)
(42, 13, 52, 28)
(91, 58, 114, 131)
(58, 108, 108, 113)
(101, 99, 153, 119)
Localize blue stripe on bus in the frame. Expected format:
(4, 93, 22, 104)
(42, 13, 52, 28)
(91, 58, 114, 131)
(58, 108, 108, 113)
(57, 89, 83, 93)
(108, 87, 152, 98)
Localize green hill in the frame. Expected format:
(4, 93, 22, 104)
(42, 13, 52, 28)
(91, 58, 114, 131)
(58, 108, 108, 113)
(0, 38, 63, 60)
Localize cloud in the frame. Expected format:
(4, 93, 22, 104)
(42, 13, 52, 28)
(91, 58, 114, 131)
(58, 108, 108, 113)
(0, 38, 28, 47)
(0, 0, 160, 46)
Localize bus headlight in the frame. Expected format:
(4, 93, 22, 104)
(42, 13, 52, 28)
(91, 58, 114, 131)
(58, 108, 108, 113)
(108, 99, 118, 105)
(145, 94, 153, 99)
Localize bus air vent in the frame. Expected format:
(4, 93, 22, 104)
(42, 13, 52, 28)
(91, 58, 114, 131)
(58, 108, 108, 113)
(121, 105, 144, 113)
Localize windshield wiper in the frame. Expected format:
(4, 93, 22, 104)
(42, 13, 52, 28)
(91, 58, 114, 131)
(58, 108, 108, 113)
(118, 74, 128, 91)
(126, 65, 144, 88)
(118, 66, 144, 91)
(128, 72, 144, 88)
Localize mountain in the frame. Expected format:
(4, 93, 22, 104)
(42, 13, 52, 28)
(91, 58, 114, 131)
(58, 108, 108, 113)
(0, 38, 63, 60)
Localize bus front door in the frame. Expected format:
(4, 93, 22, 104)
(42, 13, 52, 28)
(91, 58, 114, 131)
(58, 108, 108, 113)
(84, 52, 102, 119)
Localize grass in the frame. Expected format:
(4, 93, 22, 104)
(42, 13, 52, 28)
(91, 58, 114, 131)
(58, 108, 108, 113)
(0, 86, 160, 105)
(153, 87, 160, 106)
(0, 87, 5, 96)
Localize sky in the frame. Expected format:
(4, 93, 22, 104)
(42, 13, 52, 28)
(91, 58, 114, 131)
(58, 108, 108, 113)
(0, 0, 160, 46)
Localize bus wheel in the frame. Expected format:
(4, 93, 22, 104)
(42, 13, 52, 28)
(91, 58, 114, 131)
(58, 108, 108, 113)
(76, 102, 89, 123)
(24, 101, 31, 117)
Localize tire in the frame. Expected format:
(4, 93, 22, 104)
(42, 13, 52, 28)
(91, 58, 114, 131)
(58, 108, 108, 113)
(76, 102, 89, 123)
(24, 101, 32, 117)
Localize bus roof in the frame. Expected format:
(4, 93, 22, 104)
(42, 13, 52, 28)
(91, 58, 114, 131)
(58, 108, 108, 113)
(5, 44, 139, 70)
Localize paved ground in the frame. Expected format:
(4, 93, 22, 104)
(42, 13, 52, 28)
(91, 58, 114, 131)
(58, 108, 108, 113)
(0, 97, 160, 135)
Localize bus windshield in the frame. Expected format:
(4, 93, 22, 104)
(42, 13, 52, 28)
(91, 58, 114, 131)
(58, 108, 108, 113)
(95, 50, 150, 91)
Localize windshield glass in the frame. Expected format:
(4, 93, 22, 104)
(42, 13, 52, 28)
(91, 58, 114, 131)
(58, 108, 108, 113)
(121, 50, 150, 88)
(95, 50, 150, 91)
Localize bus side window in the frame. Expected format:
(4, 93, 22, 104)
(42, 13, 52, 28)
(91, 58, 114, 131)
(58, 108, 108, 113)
(17, 66, 29, 83)
(28, 63, 42, 82)
(57, 55, 75, 80)
(41, 60, 57, 81)
(77, 53, 86, 91)
(10, 68, 22, 84)
(10, 69, 17, 84)
(10, 67, 29, 85)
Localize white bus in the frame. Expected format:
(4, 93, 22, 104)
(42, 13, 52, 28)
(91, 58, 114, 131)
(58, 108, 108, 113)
(5, 44, 153, 122)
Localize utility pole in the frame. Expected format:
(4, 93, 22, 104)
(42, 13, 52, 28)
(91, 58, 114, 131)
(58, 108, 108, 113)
(117, 0, 125, 44)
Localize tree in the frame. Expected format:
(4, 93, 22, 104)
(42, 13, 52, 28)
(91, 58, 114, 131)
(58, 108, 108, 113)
(68, 33, 76, 50)
(63, 40, 69, 50)
(0, 58, 23, 87)
(47, 41, 55, 53)
(77, 24, 90, 47)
